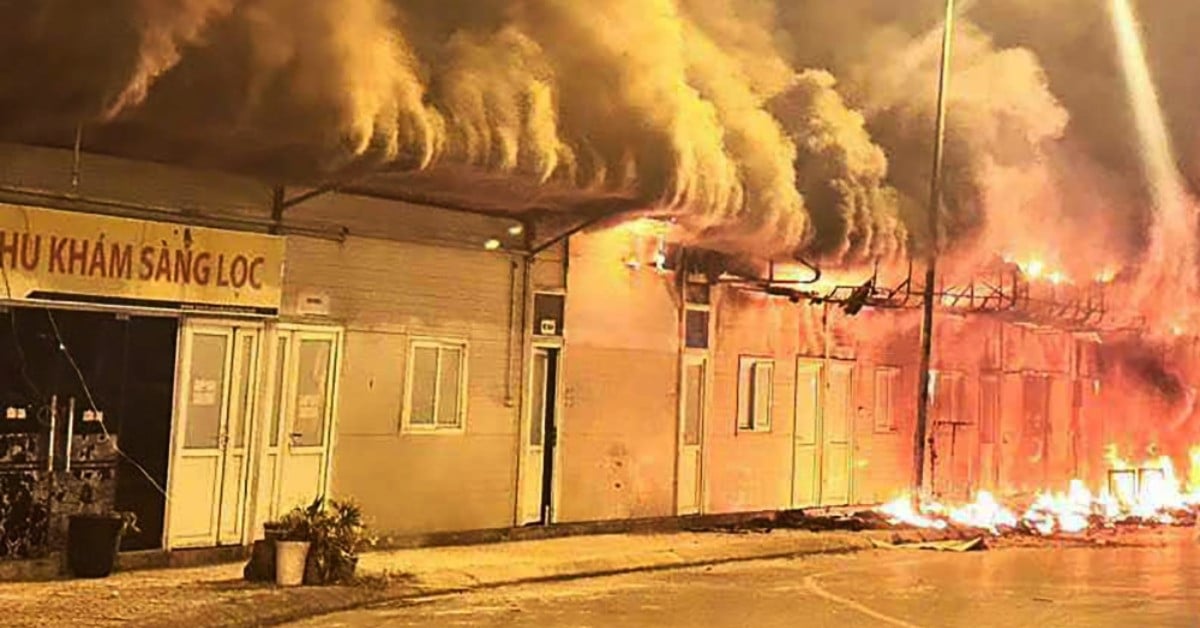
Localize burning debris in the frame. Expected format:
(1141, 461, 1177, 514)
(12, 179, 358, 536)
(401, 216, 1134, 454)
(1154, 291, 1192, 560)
(878, 446, 1200, 538)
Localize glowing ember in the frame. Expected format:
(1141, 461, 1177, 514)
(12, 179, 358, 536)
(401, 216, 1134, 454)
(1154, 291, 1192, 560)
(879, 496, 948, 531)
(877, 445, 1200, 536)
(946, 491, 1017, 534)
(1188, 447, 1200, 494)
(1094, 268, 1117, 284)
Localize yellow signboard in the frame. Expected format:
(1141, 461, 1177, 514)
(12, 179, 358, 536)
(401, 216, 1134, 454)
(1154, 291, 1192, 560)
(0, 203, 284, 313)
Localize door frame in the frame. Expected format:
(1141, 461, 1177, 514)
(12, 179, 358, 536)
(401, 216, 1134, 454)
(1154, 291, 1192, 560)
(791, 357, 824, 509)
(977, 373, 1001, 491)
(162, 317, 265, 550)
(931, 370, 975, 499)
(675, 352, 709, 516)
(516, 339, 564, 525)
(820, 359, 856, 506)
(245, 322, 344, 540)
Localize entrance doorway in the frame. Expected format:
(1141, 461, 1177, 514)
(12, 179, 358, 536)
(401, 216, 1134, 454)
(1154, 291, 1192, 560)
(977, 374, 1001, 491)
(0, 308, 177, 555)
(931, 371, 975, 500)
(519, 346, 560, 525)
(820, 362, 854, 506)
(792, 359, 855, 508)
(792, 360, 821, 508)
(1019, 373, 1053, 490)
(255, 326, 342, 528)
(166, 322, 261, 548)
(675, 356, 706, 515)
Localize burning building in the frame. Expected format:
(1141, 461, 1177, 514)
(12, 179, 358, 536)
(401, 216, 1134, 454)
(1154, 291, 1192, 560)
(0, 0, 1199, 566)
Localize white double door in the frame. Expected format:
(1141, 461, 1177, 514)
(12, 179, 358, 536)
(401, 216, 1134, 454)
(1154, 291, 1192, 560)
(167, 322, 262, 548)
(792, 359, 854, 509)
(255, 328, 341, 529)
(166, 322, 340, 549)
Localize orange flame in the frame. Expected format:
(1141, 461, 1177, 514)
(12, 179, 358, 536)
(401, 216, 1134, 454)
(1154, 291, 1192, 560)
(878, 444, 1200, 535)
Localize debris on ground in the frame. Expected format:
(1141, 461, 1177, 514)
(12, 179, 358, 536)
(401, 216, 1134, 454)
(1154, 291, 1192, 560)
(870, 537, 987, 552)
(693, 510, 897, 535)
(691, 506, 1195, 551)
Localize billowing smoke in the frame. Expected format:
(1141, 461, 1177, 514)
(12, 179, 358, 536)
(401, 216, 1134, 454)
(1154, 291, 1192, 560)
(1101, 339, 1190, 404)
(0, 0, 900, 263)
(1097, 337, 1200, 462)
(0, 0, 1197, 279)
(433, 27, 568, 181)
(769, 70, 906, 264)
(108, 0, 238, 118)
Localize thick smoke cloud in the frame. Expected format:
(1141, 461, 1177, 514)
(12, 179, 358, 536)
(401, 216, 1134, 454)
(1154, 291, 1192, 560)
(770, 70, 906, 263)
(0, 0, 1195, 279)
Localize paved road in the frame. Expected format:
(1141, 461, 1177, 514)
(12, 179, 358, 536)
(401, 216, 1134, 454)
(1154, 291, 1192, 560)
(291, 538, 1200, 628)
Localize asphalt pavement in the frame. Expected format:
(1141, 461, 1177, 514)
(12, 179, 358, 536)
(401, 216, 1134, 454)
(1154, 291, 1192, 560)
(290, 536, 1200, 628)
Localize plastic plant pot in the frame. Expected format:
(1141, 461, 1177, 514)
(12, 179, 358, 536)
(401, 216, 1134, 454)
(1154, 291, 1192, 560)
(66, 514, 124, 578)
(275, 540, 311, 587)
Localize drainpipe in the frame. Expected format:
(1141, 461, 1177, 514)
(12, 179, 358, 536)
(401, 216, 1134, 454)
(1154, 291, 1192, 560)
(270, 186, 285, 235)
(504, 259, 519, 407)
(914, 0, 957, 501)
(509, 253, 532, 526)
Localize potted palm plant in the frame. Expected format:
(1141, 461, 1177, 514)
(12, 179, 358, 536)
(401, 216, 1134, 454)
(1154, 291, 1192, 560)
(269, 496, 373, 586)
(307, 499, 372, 584)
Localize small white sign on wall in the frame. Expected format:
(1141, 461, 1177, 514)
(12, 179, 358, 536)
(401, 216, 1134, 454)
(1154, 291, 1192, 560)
(297, 291, 332, 317)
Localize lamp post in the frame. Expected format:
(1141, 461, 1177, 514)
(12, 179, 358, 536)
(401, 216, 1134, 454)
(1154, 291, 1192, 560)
(913, 0, 957, 501)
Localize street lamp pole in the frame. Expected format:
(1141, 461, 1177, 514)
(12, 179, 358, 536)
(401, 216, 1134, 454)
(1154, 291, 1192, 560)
(913, 0, 957, 501)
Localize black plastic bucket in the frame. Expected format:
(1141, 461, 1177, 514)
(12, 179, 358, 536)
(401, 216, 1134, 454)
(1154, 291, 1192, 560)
(67, 514, 123, 578)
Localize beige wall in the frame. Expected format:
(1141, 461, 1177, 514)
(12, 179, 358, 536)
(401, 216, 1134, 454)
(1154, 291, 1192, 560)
(281, 198, 525, 536)
(703, 294, 924, 512)
(848, 309, 920, 505)
(556, 227, 679, 522)
(0, 143, 272, 222)
(705, 290, 799, 513)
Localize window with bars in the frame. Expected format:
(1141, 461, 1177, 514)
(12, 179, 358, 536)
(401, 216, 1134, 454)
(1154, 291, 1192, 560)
(737, 358, 774, 432)
(403, 339, 467, 432)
